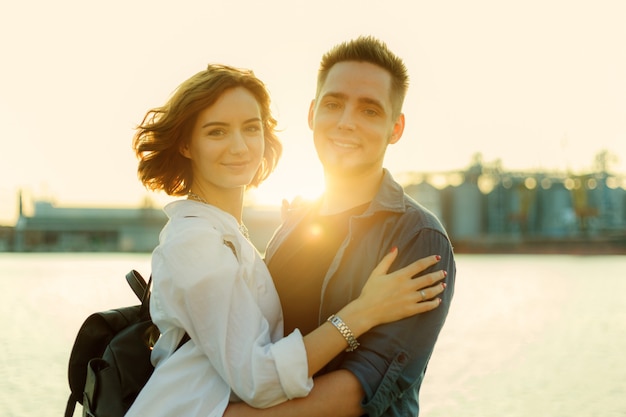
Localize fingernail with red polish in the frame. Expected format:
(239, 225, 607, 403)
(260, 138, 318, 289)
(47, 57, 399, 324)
(435, 255, 441, 261)
(390, 246, 398, 253)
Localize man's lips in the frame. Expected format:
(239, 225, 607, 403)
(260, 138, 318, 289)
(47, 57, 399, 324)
(329, 138, 359, 149)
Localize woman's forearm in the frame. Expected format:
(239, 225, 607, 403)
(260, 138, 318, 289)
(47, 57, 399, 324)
(301, 299, 373, 376)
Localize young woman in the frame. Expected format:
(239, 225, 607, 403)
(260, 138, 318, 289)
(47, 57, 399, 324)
(124, 64, 446, 417)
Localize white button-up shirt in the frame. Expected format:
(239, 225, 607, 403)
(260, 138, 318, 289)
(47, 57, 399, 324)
(126, 200, 313, 417)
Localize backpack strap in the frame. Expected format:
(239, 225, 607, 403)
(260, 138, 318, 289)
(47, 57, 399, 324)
(126, 270, 190, 351)
(64, 395, 76, 417)
(126, 269, 148, 301)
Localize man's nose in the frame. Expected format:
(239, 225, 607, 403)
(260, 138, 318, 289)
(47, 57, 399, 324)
(337, 107, 356, 131)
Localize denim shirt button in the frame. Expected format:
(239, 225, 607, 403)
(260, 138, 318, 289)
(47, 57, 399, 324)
(398, 352, 408, 364)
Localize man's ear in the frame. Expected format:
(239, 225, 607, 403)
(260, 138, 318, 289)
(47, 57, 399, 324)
(307, 99, 316, 130)
(179, 142, 191, 159)
(389, 113, 405, 144)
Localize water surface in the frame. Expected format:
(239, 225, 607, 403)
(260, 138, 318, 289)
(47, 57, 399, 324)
(1, 253, 624, 416)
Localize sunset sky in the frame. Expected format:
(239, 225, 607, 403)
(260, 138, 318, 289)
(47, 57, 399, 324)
(1, 0, 625, 224)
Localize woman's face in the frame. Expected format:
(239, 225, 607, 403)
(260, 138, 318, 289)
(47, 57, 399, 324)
(181, 87, 265, 193)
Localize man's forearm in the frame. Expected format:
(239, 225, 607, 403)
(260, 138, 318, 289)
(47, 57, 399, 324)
(223, 370, 364, 417)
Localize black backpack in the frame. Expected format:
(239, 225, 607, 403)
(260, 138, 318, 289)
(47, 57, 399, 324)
(64, 270, 189, 417)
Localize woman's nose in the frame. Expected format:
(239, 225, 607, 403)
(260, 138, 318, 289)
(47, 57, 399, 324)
(229, 131, 248, 154)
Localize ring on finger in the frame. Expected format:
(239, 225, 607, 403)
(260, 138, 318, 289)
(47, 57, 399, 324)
(420, 290, 426, 301)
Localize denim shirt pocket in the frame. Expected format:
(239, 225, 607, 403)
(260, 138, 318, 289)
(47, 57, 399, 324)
(361, 350, 419, 417)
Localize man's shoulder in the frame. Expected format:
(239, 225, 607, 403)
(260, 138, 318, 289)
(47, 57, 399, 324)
(398, 193, 448, 234)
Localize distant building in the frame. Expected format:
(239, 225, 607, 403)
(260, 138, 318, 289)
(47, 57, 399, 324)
(447, 182, 484, 241)
(15, 200, 167, 252)
(0, 226, 12, 251)
(6, 157, 626, 254)
(10, 194, 283, 253)
(400, 159, 626, 254)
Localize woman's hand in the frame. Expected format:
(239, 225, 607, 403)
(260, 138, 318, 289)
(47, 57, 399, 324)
(303, 249, 447, 375)
(338, 248, 447, 334)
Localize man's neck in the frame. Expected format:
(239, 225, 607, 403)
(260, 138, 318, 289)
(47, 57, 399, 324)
(320, 168, 384, 215)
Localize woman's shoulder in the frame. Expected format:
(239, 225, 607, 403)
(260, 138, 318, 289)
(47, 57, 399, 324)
(165, 199, 226, 218)
(165, 200, 237, 229)
(154, 202, 242, 283)
(159, 201, 234, 245)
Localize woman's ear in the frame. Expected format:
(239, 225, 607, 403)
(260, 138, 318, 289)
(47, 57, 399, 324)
(179, 142, 191, 159)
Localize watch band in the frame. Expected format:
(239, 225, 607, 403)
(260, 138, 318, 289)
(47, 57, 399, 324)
(327, 314, 360, 352)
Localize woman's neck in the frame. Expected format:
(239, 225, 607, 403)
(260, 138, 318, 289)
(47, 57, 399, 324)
(188, 186, 245, 223)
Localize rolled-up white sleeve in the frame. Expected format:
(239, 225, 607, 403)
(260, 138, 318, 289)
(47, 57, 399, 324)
(152, 215, 313, 408)
(269, 329, 312, 400)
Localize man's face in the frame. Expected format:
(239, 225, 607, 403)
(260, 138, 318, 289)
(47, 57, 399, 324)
(309, 61, 404, 178)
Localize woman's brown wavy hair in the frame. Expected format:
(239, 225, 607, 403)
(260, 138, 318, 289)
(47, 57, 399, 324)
(133, 64, 282, 196)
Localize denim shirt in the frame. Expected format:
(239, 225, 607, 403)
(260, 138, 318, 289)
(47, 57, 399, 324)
(265, 169, 456, 416)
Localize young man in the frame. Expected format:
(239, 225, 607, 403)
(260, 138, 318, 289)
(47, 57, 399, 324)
(226, 36, 455, 417)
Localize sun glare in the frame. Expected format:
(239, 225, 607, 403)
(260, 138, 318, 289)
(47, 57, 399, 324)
(247, 168, 324, 207)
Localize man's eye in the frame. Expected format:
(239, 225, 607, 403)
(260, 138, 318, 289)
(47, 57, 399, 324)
(324, 102, 340, 110)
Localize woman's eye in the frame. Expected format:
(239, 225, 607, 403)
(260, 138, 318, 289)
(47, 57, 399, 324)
(208, 129, 226, 137)
(245, 124, 262, 133)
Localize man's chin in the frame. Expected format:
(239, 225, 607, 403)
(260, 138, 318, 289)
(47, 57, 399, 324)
(322, 164, 364, 178)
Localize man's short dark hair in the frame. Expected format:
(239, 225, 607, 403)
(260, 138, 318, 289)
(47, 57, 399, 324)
(316, 36, 409, 119)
